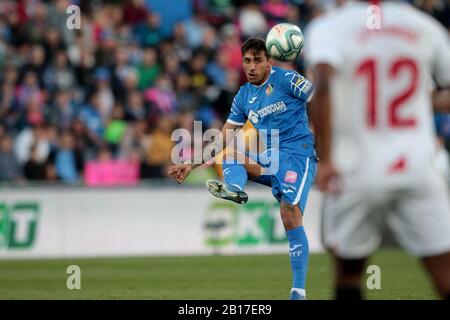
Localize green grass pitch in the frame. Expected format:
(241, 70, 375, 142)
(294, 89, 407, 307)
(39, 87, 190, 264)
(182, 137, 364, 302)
(0, 249, 438, 299)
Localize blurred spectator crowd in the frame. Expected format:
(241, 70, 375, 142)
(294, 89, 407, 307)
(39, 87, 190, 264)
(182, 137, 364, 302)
(0, 0, 449, 185)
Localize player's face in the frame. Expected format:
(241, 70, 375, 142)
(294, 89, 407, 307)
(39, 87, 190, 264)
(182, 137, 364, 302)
(242, 51, 272, 85)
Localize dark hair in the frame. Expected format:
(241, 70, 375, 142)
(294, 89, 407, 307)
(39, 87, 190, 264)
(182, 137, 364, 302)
(241, 38, 269, 59)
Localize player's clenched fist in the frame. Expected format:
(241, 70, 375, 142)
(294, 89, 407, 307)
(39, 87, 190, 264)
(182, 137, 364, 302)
(167, 164, 193, 184)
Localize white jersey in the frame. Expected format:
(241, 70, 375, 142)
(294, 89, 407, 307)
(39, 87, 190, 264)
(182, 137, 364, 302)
(305, 1, 450, 187)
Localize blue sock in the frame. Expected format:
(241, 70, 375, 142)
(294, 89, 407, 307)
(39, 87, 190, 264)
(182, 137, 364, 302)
(286, 226, 309, 290)
(222, 162, 247, 192)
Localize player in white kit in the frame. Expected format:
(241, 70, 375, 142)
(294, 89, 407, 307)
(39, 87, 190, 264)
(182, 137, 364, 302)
(305, 0, 450, 299)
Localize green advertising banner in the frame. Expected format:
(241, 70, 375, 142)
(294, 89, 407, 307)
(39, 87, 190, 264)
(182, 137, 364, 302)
(0, 202, 39, 250)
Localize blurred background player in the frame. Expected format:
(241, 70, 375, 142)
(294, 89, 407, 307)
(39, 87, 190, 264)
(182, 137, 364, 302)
(305, 0, 450, 299)
(168, 38, 316, 300)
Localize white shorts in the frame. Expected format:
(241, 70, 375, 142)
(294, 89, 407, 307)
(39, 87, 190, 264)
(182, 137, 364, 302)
(321, 167, 450, 258)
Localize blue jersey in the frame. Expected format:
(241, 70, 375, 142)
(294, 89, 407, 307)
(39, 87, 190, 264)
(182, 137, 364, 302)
(227, 66, 315, 157)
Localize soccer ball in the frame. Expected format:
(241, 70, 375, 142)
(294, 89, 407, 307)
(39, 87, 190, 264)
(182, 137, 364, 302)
(265, 23, 304, 61)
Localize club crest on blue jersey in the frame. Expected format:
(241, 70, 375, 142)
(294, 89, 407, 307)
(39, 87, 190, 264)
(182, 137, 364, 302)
(266, 84, 273, 96)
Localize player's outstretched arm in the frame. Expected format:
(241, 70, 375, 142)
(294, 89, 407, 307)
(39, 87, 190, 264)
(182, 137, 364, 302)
(167, 121, 242, 184)
(167, 163, 193, 184)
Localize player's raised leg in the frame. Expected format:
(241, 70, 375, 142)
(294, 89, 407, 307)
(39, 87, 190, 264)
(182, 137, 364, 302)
(206, 150, 264, 205)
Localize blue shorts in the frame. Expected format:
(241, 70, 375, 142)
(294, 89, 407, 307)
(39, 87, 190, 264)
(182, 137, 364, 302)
(246, 150, 317, 214)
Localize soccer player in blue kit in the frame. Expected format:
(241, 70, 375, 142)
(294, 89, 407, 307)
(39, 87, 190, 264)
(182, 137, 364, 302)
(168, 38, 317, 300)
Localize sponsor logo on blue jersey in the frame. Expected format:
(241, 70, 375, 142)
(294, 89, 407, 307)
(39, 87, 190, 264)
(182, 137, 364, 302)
(248, 101, 288, 125)
(257, 101, 287, 118)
